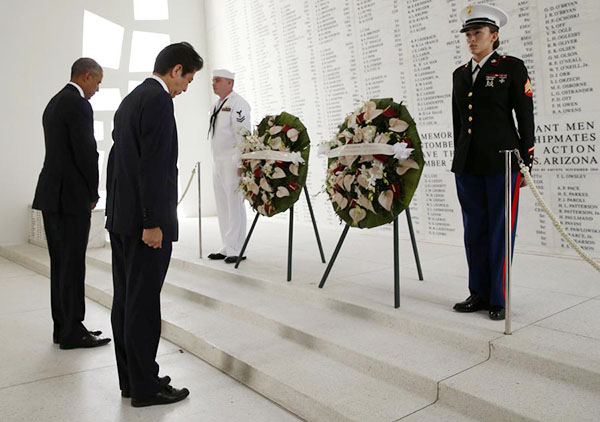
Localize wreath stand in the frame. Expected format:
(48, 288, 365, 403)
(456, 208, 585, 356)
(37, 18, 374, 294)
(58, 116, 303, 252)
(318, 207, 424, 308)
(235, 186, 326, 281)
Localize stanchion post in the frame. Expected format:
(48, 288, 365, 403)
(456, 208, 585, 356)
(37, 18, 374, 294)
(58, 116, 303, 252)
(197, 161, 202, 259)
(502, 150, 513, 335)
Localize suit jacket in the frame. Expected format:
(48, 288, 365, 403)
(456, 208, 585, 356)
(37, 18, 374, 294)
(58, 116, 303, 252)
(32, 84, 99, 215)
(105, 78, 179, 242)
(451, 51, 535, 174)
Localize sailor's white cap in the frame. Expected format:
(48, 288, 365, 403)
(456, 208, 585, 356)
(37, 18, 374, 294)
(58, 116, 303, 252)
(212, 69, 235, 80)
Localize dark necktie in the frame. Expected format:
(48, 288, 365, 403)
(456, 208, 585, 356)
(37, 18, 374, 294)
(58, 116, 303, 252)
(208, 98, 228, 138)
(472, 64, 481, 74)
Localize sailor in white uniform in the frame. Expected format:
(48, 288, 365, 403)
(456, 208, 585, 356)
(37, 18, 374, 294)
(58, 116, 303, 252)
(208, 69, 251, 263)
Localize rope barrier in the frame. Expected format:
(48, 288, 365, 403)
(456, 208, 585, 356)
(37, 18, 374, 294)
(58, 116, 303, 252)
(177, 165, 197, 206)
(515, 153, 600, 272)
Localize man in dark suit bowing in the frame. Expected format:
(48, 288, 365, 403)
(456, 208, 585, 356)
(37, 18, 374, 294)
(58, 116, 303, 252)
(33, 58, 111, 349)
(106, 42, 203, 407)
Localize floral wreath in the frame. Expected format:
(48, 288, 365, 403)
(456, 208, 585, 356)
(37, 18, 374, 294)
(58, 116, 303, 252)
(319, 99, 424, 228)
(239, 112, 310, 216)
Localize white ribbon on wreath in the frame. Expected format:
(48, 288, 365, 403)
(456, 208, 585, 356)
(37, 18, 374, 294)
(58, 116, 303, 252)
(241, 150, 305, 164)
(321, 142, 414, 160)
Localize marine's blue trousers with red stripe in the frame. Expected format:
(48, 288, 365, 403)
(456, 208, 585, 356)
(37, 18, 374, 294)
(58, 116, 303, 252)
(455, 172, 522, 307)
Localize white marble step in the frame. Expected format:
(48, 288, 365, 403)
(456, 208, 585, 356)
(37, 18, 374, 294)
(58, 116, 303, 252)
(3, 243, 599, 421)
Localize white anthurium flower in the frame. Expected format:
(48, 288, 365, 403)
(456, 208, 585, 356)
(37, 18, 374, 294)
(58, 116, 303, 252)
(261, 192, 269, 203)
(287, 128, 299, 142)
(271, 136, 282, 150)
(389, 118, 409, 133)
(396, 159, 420, 175)
(378, 190, 394, 212)
(340, 155, 358, 167)
(333, 192, 349, 210)
(392, 142, 414, 160)
(276, 186, 290, 198)
(248, 180, 260, 195)
(260, 177, 273, 192)
(362, 101, 384, 122)
(349, 206, 367, 224)
(357, 174, 370, 189)
(272, 167, 286, 179)
(371, 161, 385, 179)
(357, 192, 376, 213)
(361, 125, 377, 143)
(359, 155, 374, 163)
(250, 159, 260, 169)
(374, 133, 391, 144)
(340, 129, 354, 140)
(347, 113, 359, 129)
(334, 174, 345, 188)
(343, 174, 355, 191)
(269, 125, 282, 135)
(353, 128, 364, 143)
(289, 163, 299, 176)
(257, 205, 266, 215)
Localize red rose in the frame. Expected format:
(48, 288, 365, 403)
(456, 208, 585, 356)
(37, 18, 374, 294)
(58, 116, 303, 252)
(282, 124, 291, 132)
(356, 113, 365, 125)
(374, 154, 389, 162)
(254, 168, 262, 178)
(275, 160, 288, 168)
(400, 137, 413, 148)
(332, 165, 343, 174)
(382, 107, 397, 118)
(289, 181, 299, 191)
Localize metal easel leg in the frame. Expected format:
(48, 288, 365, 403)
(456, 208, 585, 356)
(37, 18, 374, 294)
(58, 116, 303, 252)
(235, 212, 259, 269)
(287, 206, 294, 282)
(304, 186, 326, 263)
(394, 217, 400, 308)
(319, 224, 350, 288)
(405, 207, 423, 281)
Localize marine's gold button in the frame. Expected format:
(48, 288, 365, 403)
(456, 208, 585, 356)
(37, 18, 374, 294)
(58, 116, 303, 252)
(468, 104, 473, 110)
(468, 92, 473, 97)
(468, 116, 473, 122)
(468, 128, 472, 135)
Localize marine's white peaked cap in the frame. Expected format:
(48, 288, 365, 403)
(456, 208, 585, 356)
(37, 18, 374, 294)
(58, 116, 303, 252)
(459, 4, 508, 33)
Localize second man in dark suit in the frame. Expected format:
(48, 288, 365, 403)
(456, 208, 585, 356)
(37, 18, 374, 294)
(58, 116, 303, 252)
(33, 58, 111, 349)
(106, 42, 203, 407)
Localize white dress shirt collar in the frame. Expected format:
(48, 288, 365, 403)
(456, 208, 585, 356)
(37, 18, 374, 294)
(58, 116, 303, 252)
(149, 74, 169, 94)
(67, 81, 85, 98)
(472, 50, 496, 72)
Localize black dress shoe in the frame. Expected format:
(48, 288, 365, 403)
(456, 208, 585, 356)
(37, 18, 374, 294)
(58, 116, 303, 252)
(54, 330, 102, 344)
(121, 375, 171, 398)
(207, 253, 226, 260)
(131, 384, 190, 407)
(59, 334, 111, 350)
(489, 306, 506, 320)
(453, 295, 489, 313)
(224, 256, 246, 264)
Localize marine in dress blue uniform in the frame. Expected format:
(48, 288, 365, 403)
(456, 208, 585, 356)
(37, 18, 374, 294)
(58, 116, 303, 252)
(451, 5, 535, 320)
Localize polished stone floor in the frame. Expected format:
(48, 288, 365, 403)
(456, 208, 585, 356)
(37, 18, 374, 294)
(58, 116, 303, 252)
(0, 256, 299, 422)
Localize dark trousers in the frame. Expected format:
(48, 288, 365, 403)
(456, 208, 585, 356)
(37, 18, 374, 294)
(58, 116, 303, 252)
(42, 211, 90, 344)
(109, 231, 172, 399)
(455, 172, 521, 307)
